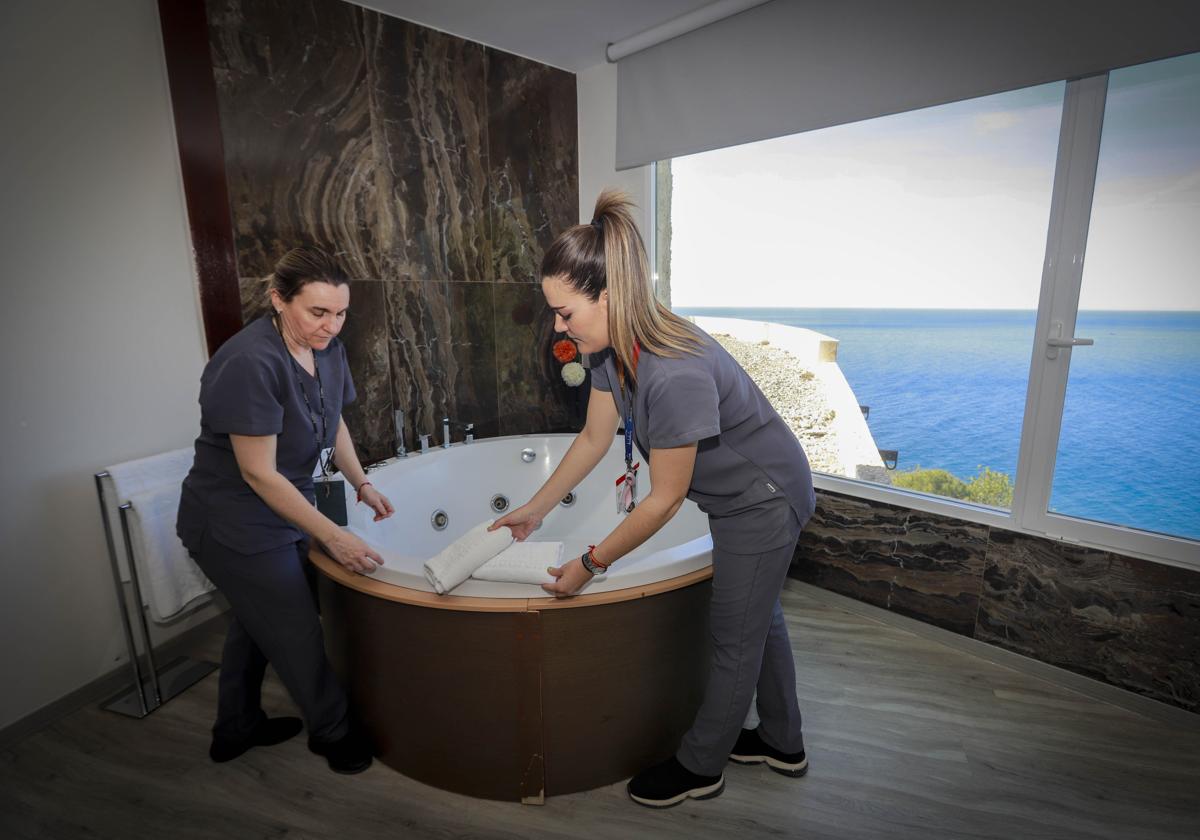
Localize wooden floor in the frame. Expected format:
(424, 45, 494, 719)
(2, 581, 1198, 840)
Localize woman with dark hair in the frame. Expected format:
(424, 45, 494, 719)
(492, 191, 816, 808)
(177, 246, 393, 774)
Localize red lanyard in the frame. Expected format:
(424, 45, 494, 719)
(616, 340, 641, 394)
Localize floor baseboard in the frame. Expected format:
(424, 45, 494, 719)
(0, 611, 227, 752)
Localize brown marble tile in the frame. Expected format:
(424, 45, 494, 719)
(365, 14, 491, 283)
(487, 50, 579, 283)
(792, 491, 986, 635)
(976, 529, 1200, 712)
(792, 493, 906, 606)
(887, 510, 989, 636)
(339, 280, 394, 464)
(205, 0, 580, 464)
(383, 281, 499, 444)
(208, 0, 381, 282)
(494, 284, 577, 436)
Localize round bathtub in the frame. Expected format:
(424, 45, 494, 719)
(312, 433, 715, 802)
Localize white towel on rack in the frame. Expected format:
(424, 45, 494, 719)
(103, 448, 194, 581)
(471, 541, 565, 585)
(125, 485, 215, 621)
(423, 520, 514, 595)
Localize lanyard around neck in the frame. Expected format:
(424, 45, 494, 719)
(274, 316, 330, 470)
(617, 341, 641, 471)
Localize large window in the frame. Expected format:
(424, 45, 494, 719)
(1049, 56, 1200, 542)
(657, 53, 1200, 563)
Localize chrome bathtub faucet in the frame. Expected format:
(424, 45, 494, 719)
(442, 417, 475, 448)
(394, 408, 407, 458)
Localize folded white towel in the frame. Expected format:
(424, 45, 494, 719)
(423, 521, 514, 595)
(471, 541, 565, 585)
(125, 485, 215, 621)
(103, 447, 194, 582)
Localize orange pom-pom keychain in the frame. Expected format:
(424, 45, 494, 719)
(552, 338, 578, 363)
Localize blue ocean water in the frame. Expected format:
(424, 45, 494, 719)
(677, 307, 1200, 542)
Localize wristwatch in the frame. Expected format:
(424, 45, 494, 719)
(580, 549, 605, 576)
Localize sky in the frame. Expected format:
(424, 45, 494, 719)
(667, 53, 1200, 311)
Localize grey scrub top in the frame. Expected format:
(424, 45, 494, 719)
(591, 326, 816, 553)
(177, 315, 356, 555)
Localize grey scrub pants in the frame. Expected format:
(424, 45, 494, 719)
(191, 528, 350, 743)
(676, 501, 806, 776)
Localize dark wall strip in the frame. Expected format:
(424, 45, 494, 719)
(158, 0, 242, 355)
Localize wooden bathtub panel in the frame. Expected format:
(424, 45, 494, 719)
(317, 550, 714, 800)
(320, 578, 544, 801)
(538, 580, 713, 795)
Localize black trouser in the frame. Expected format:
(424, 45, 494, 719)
(191, 528, 349, 742)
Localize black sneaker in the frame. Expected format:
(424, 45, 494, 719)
(729, 727, 808, 777)
(307, 726, 373, 775)
(209, 716, 303, 763)
(627, 756, 724, 808)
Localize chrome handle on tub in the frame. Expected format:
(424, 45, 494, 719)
(442, 417, 475, 447)
(521, 448, 536, 463)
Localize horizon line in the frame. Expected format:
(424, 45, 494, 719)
(673, 306, 1200, 313)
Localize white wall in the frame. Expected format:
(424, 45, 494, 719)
(0, 0, 219, 731)
(576, 61, 653, 236)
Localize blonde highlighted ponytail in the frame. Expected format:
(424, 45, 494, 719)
(541, 189, 702, 385)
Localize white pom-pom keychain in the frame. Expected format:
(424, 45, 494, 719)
(561, 361, 586, 387)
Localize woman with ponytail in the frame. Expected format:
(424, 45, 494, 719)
(491, 190, 816, 808)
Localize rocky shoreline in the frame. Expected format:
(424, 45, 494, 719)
(712, 333, 844, 475)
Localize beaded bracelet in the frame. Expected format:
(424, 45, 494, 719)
(355, 481, 373, 504)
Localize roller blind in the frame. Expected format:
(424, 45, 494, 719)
(615, 0, 1200, 169)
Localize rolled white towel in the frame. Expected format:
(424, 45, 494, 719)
(423, 521, 513, 595)
(471, 541, 566, 585)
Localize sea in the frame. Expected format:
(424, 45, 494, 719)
(676, 307, 1200, 542)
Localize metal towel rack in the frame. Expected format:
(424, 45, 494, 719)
(94, 472, 217, 718)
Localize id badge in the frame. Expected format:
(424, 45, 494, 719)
(315, 476, 348, 526)
(313, 447, 335, 478)
(313, 447, 346, 525)
(615, 462, 640, 515)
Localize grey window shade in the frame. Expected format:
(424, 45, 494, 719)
(615, 0, 1200, 170)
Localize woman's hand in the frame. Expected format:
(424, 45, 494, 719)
(541, 556, 594, 598)
(488, 504, 544, 541)
(322, 530, 383, 575)
(358, 484, 395, 522)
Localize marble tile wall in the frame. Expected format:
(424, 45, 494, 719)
(792, 489, 1200, 714)
(205, 0, 579, 463)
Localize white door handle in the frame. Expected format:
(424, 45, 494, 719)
(1046, 320, 1094, 359)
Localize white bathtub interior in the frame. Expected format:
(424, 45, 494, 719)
(342, 433, 713, 598)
